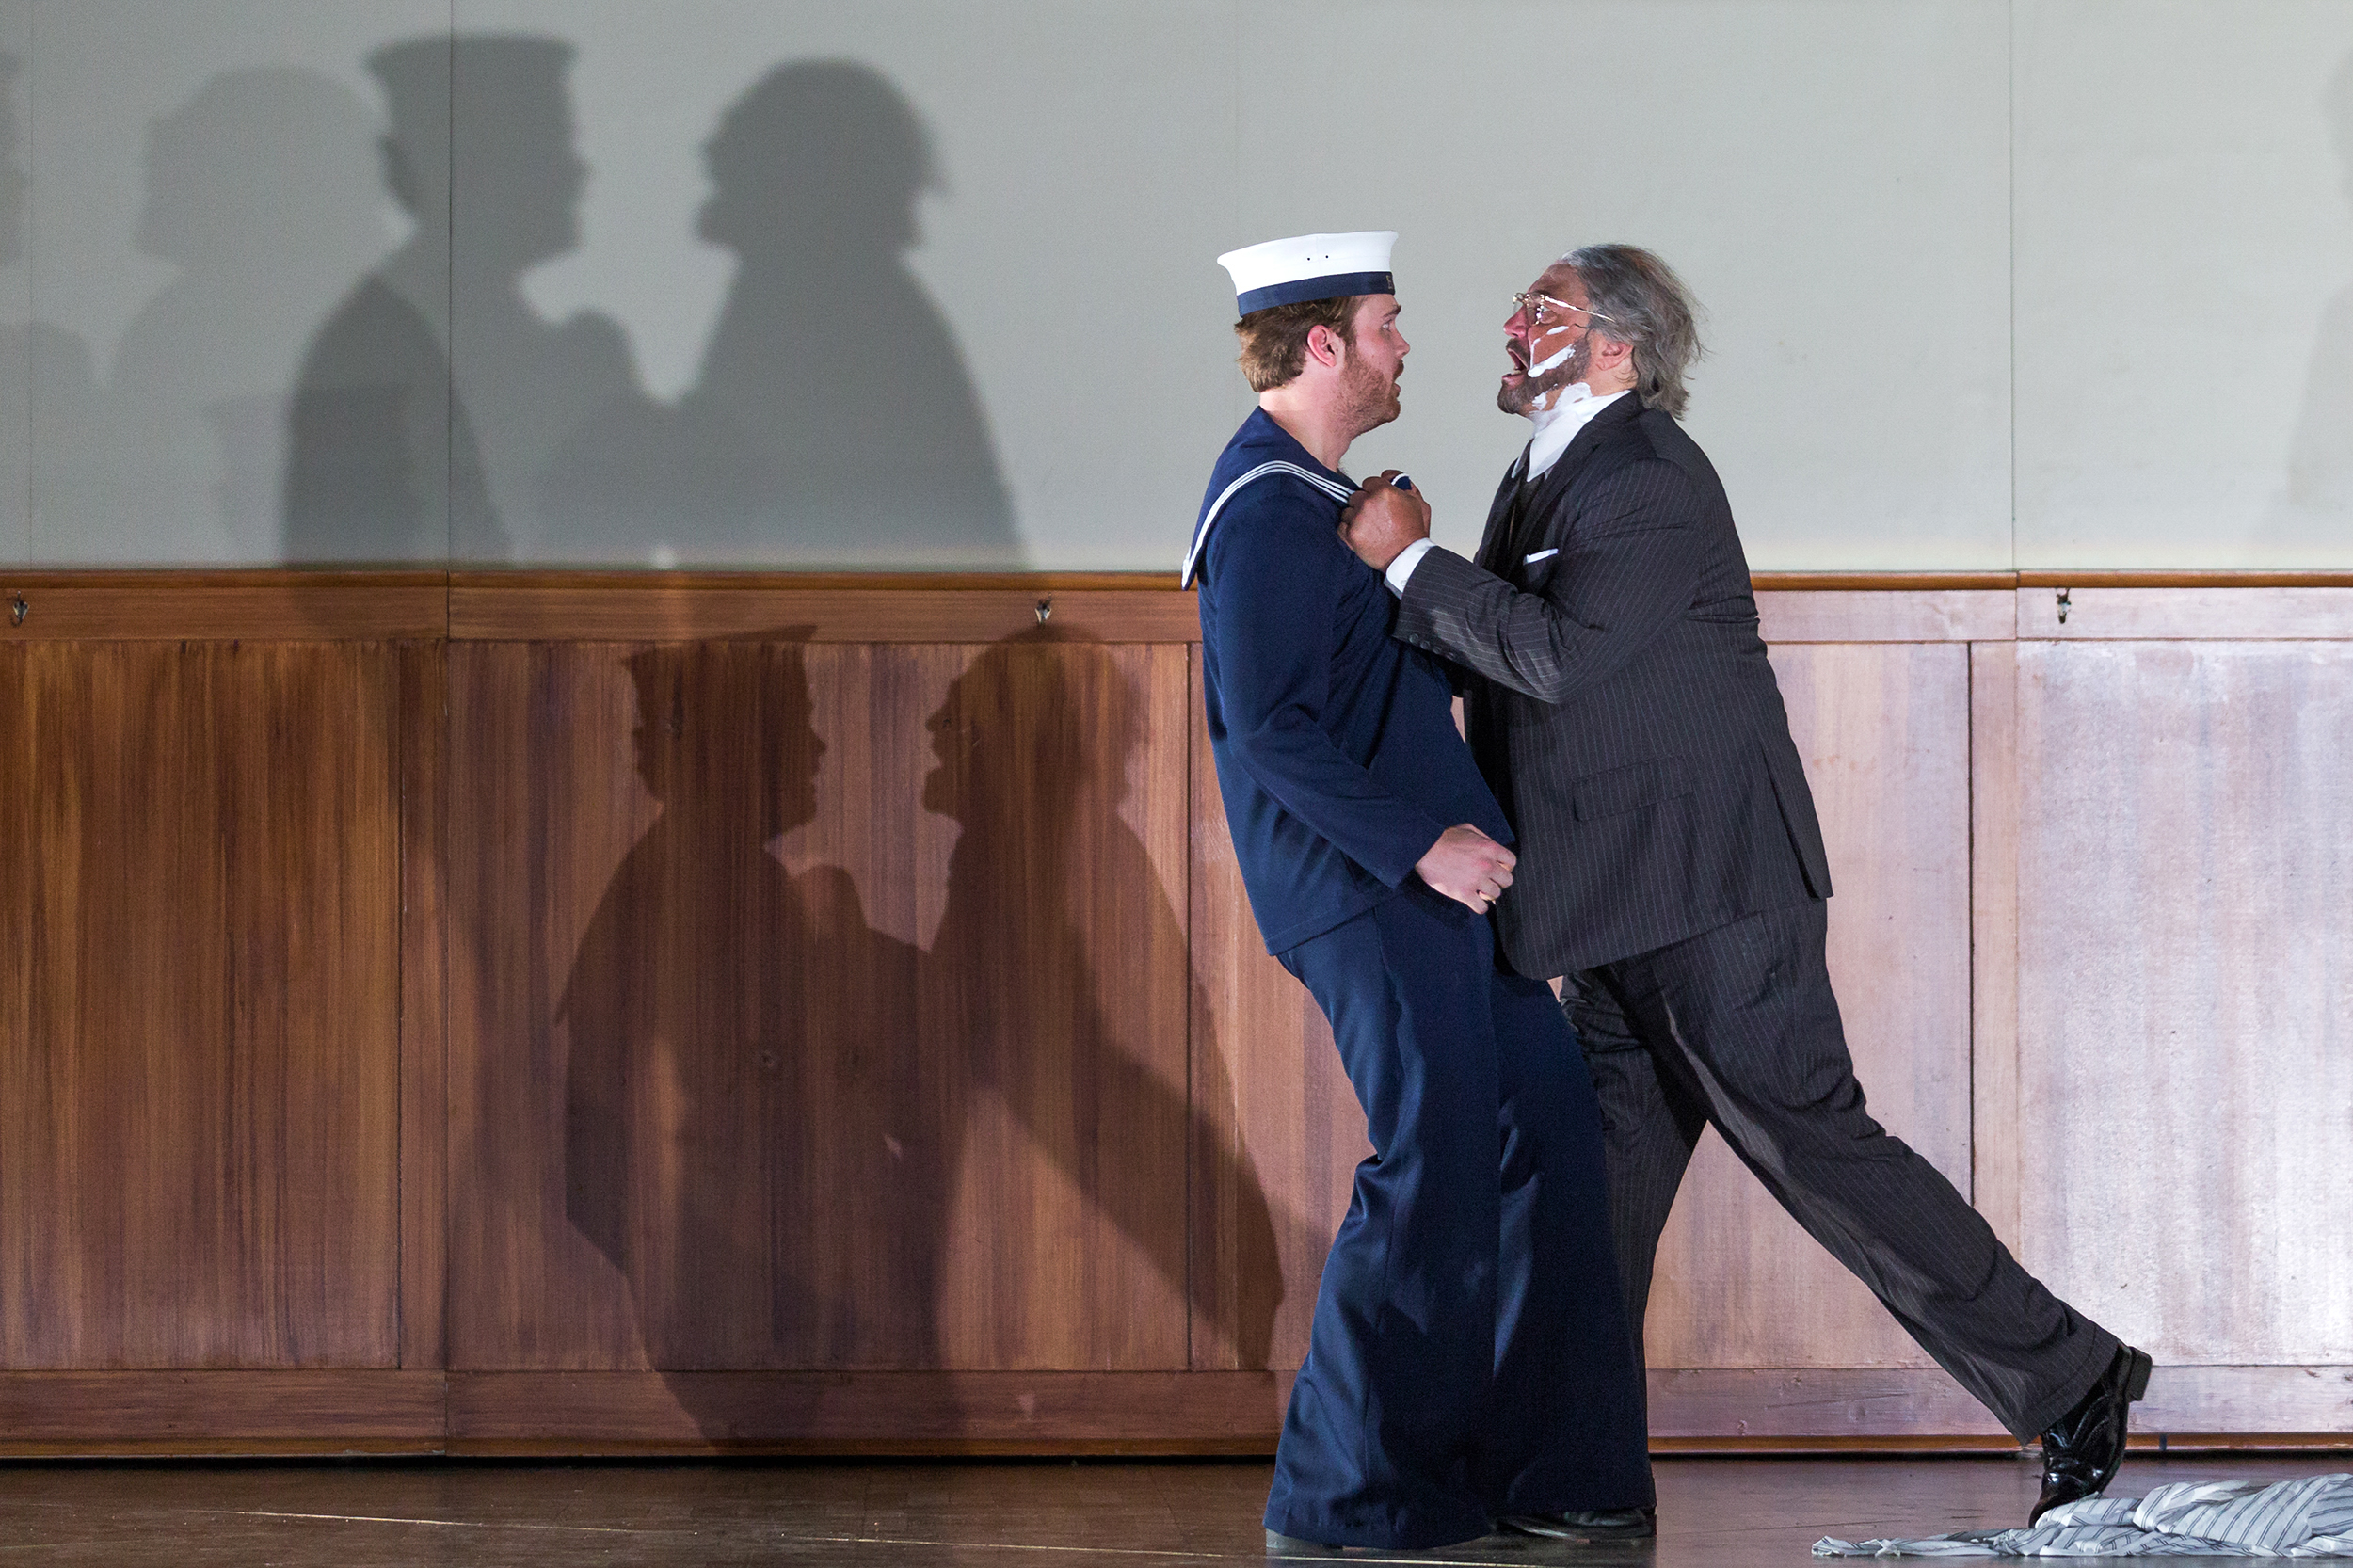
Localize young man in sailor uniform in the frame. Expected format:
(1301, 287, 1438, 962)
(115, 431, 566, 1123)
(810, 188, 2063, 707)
(1186, 232, 1653, 1554)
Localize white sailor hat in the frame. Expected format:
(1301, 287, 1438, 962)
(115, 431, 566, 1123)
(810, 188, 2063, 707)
(1217, 231, 1398, 315)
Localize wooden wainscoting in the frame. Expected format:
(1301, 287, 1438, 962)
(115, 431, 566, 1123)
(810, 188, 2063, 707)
(0, 569, 2347, 1453)
(442, 635, 1204, 1383)
(0, 637, 405, 1370)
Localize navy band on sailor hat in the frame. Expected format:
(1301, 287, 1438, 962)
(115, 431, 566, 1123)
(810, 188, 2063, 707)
(1218, 231, 1397, 315)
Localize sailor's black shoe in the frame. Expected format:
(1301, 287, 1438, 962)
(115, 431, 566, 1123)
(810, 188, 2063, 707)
(1264, 1528, 1340, 1556)
(1502, 1507, 1657, 1541)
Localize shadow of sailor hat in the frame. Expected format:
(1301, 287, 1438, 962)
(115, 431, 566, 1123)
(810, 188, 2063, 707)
(1216, 231, 1397, 315)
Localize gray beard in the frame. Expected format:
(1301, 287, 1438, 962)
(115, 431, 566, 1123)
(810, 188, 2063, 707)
(1497, 337, 1589, 417)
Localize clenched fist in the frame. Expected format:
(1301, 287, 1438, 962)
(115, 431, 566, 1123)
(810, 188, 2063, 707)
(1339, 471, 1432, 571)
(1415, 824, 1515, 914)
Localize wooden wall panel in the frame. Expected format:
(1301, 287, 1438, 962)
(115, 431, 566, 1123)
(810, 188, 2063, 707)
(1186, 669, 1359, 1373)
(0, 643, 401, 1368)
(446, 633, 1225, 1429)
(1970, 643, 2024, 1254)
(2014, 641, 2353, 1364)
(444, 642, 639, 1374)
(912, 637, 1203, 1371)
(1642, 643, 1975, 1370)
(397, 644, 449, 1368)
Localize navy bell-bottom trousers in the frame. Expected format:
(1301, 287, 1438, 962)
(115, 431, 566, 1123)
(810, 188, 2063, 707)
(1264, 881, 1655, 1550)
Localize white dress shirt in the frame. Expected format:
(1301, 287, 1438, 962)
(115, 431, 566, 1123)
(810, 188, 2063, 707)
(1384, 385, 1632, 596)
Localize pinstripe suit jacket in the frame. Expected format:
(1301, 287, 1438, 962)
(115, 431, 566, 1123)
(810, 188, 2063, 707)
(1393, 393, 1833, 977)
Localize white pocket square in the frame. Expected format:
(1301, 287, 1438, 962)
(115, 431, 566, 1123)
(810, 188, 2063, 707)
(1523, 548, 1558, 565)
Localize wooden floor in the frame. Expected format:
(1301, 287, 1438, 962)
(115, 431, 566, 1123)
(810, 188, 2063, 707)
(0, 1454, 2347, 1563)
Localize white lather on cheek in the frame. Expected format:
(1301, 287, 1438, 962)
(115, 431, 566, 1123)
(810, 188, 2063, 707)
(1525, 341, 1576, 377)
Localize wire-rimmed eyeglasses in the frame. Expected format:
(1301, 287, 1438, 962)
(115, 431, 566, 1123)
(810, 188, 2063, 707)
(1512, 291, 1615, 329)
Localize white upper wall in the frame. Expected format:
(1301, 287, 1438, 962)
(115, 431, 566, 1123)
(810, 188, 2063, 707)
(2015, 0, 2353, 568)
(1240, 0, 2012, 571)
(5, 0, 442, 564)
(0, 0, 2345, 568)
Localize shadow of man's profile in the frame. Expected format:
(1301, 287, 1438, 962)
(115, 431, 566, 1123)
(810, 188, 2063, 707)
(2266, 49, 2353, 560)
(106, 67, 382, 562)
(921, 631, 1280, 1368)
(0, 52, 102, 558)
(562, 640, 931, 1388)
(540, 60, 1019, 568)
(283, 34, 638, 564)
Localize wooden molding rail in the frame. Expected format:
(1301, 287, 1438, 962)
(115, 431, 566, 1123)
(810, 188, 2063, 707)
(447, 575, 1201, 643)
(446, 1371, 1285, 1455)
(0, 571, 448, 641)
(2, 1368, 2344, 1457)
(4, 568, 2349, 643)
(0, 1371, 447, 1455)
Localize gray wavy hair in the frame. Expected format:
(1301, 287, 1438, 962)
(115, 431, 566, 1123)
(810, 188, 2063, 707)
(1561, 244, 1704, 419)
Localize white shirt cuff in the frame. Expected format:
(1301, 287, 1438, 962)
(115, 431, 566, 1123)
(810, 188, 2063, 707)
(1384, 537, 1436, 597)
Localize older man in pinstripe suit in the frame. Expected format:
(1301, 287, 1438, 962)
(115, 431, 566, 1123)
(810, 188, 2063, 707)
(1338, 244, 2150, 1528)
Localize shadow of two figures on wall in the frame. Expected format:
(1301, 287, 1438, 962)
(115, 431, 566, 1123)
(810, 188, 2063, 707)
(0, 36, 1015, 567)
(286, 39, 1016, 568)
(558, 633, 1284, 1432)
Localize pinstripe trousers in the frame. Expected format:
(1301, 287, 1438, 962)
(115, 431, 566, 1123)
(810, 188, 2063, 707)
(1564, 897, 2121, 1440)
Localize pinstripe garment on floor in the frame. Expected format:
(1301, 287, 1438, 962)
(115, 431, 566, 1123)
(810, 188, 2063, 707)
(1816, 1473, 2353, 1556)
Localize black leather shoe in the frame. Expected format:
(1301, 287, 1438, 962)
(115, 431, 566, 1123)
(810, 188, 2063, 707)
(2031, 1345, 2153, 1525)
(1503, 1507, 1657, 1541)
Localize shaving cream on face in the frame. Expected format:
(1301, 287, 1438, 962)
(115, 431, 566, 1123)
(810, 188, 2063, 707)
(1516, 328, 1587, 413)
(1525, 337, 1577, 378)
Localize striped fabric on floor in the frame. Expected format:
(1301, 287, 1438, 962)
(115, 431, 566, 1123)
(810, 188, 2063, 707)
(1816, 1474, 2353, 1557)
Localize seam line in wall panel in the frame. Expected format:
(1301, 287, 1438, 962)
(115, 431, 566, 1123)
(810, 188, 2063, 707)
(395, 653, 406, 1365)
(443, 0, 456, 1378)
(21, 1, 36, 560)
(2007, 0, 2018, 574)
(437, 644, 453, 1379)
(1963, 643, 1977, 1208)
(447, 20, 456, 567)
(1183, 640, 1195, 1371)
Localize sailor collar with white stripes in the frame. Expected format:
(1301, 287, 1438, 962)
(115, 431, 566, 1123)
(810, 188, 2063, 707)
(1179, 456, 1354, 588)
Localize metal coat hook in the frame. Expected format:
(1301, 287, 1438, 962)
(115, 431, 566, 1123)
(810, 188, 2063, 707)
(2056, 587, 2071, 625)
(1035, 596, 1053, 625)
(8, 595, 25, 627)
